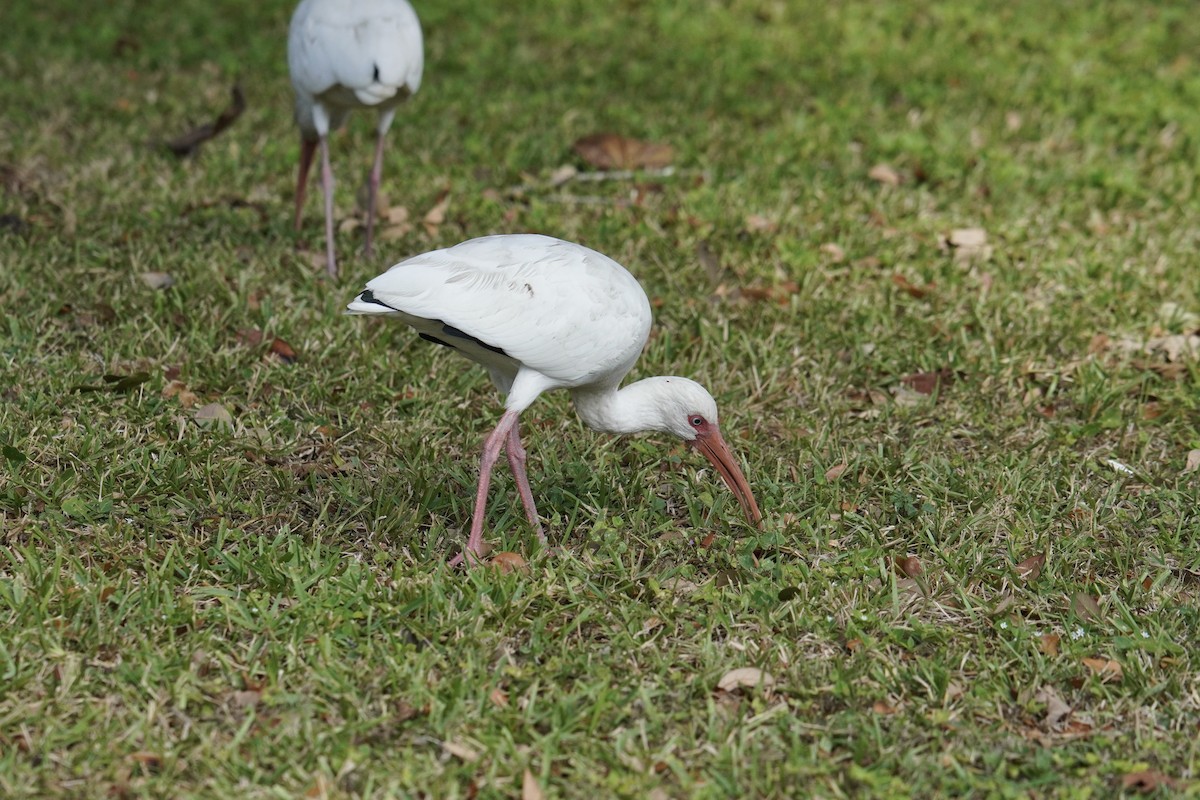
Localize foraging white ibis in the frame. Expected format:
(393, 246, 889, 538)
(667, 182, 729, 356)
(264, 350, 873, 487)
(287, 0, 423, 277)
(347, 234, 763, 564)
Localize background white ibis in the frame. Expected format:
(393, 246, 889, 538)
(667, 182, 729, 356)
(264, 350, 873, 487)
(287, 0, 424, 277)
(347, 234, 763, 563)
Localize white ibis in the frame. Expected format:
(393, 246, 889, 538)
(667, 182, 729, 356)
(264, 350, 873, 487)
(287, 0, 423, 277)
(347, 234, 763, 564)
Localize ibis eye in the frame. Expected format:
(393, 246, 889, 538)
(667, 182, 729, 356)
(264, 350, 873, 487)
(690, 415, 705, 427)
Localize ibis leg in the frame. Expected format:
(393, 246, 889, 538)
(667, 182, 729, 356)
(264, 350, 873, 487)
(319, 135, 337, 277)
(505, 421, 545, 543)
(364, 130, 387, 259)
(450, 410, 520, 566)
(294, 137, 317, 232)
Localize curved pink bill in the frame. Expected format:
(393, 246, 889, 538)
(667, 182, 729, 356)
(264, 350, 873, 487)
(693, 427, 763, 526)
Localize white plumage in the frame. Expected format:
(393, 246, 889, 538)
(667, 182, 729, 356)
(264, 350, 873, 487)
(349, 234, 763, 564)
(287, 0, 424, 276)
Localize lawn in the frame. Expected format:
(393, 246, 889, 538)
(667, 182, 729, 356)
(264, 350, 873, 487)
(2, 0, 1200, 796)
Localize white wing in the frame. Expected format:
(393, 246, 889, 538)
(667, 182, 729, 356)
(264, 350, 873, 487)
(348, 235, 654, 389)
(288, 0, 423, 133)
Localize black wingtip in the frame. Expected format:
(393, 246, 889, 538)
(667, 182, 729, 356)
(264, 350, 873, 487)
(357, 289, 398, 311)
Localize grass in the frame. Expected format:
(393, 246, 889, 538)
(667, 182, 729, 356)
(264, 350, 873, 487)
(3, 0, 1200, 796)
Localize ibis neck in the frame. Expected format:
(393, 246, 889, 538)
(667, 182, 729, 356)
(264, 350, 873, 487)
(571, 378, 675, 436)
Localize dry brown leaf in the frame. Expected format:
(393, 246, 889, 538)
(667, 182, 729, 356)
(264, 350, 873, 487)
(228, 689, 261, 708)
(522, 770, 545, 800)
(1072, 592, 1101, 621)
(894, 555, 923, 579)
(269, 337, 298, 364)
(892, 273, 935, 299)
(490, 551, 529, 574)
(824, 463, 848, 481)
(236, 328, 264, 347)
(1015, 553, 1046, 582)
(716, 667, 775, 692)
(871, 701, 899, 715)
(128, 751, 163, 768)
(1035, 685, 1072, 729)
(868, 163, 901, 185)
(846, 638, 863, 653)
(1184, 449, 1200, 474)
(422, 189, 450, 236)
(1121, 770, 1178, 793)
(193, 403, 233, 429)
(386, 205, 411, 225)
(902, 369, 956, 396)
(1081, 657, 1122, 682)
(945, 227, 993, 262)
(1039, 634, 1061, 656)
(548, 164, 577, 186)
(744, 214, 777, 234)
(572, 133, 674, 170)
(489, 688, 509, 708)
(442, 739, 481, 762)
(820, 242, 846, 262)
(140, 271, 175, 290)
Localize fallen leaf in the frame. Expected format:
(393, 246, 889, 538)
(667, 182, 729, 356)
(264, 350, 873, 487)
(945, 227, 993, 262)
(892, 273, 935, 299)
(572, 133, 674, 170)
(868, 163, 901, 185)
(716, 667, 775, 692)
(128, 751, 163, 769)
(490, 551, 529, 574)
(269, 337, 298, 364)
(901, 369, 956, 395)
(228, 689, 261, 708)
(820, 242, 846, 262)
(140, 271, 175, 290)
(166, 84, 246, 157)
(872, 701, 899, 715)
(894, 555, 923, 578)
(1071, 592, 1102, 621)
(522, 770, 545, 800)
(845, 638, 862, 653)
(1039, 634, 1061, 656)
(744, 214, 777, 234)
(1015, 553, 1046, 582)
(1081, 657, 1122, 682)
(1035, 685, 1072, 729)
(824, 463, 848, 481)
(442, 739, 481, 762)
(422, 189, 450, 236)
(194, 403, 234, 429)
(1184, 449, 1200, 474)
(1121, 770, 1178, 793)
(548, 164, 577, 186)
(489, 688, 509, 708)
(237, 328, 264, 347)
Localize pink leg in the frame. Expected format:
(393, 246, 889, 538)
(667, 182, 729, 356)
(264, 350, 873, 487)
(294, 137, 317, 232)
(449, 410, 520, 566)
(506, 421, 545, 543)
(364, 130, 387, 259)
(319, 136, 337, 277)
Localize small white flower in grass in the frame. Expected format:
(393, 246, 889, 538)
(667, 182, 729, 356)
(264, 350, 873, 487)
(1070, 627, 1085, 640)
(859, 613, 868, 621)
(999, 621, 1008, 630)
(826, 616, 833, 623)
(1141, 630, 1150, 639)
